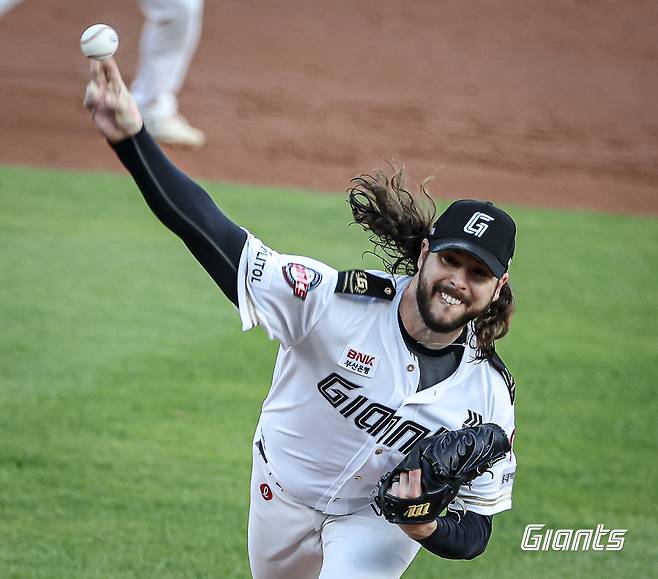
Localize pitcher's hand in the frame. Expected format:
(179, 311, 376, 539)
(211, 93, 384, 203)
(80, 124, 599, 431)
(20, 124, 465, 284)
(391, 469, 438, 541)
(84, 58, 142, 143)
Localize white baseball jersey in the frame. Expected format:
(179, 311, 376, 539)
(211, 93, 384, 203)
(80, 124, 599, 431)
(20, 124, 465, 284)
(237, 232, 516, 517)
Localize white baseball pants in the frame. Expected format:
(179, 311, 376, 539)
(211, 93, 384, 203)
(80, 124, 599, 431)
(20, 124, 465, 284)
(248, 445, 421, 579)
(131, 0, 204, 120)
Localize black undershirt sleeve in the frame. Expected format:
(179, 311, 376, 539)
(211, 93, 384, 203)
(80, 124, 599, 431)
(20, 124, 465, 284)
(110, 126, 247, 306)
(419, 510, 493, 560)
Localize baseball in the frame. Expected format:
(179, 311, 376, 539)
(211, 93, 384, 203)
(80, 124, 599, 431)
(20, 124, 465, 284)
(80, 24, 119, 61)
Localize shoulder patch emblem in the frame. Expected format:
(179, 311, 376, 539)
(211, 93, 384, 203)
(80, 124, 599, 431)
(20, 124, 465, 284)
(335, 270, 396, 301)
(282, 263, 322, 300)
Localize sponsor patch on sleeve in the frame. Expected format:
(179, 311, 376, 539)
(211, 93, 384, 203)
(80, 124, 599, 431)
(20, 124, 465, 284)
(501, 468, 516, 486)
(282, 262, 322, 300)
(338, 345, 379, 378)
(249, 243, 273, 289)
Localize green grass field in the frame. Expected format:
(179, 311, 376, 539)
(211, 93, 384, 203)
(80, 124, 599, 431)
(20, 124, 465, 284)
(1, 165, 656, 578)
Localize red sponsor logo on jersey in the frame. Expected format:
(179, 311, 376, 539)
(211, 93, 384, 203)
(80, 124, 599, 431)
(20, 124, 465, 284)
(282, 263, 322, 300)
(338, 345, 379, 378)
(260, 483, 273, 501)
(346, 348, 376, 366)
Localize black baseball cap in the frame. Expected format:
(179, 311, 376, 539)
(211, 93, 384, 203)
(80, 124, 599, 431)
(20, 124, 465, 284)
(428, 200, 516, 278)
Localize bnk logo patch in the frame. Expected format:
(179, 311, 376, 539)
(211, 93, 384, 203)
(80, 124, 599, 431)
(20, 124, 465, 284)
(338, 345, 379, 378)
(463, 212, 494, 237)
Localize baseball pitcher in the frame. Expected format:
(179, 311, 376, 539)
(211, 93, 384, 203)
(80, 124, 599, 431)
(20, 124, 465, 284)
(84, 58, 518, 579)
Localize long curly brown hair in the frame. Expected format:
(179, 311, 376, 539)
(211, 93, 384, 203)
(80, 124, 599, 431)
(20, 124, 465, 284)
(347, 166, 515, 360)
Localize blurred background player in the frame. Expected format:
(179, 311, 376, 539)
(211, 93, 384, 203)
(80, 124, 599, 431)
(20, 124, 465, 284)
(131, 0, 206, 149)
(1, 0, 206, 148)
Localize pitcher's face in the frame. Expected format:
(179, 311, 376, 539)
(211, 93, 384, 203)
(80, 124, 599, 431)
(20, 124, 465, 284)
(415, 245, 506, 333)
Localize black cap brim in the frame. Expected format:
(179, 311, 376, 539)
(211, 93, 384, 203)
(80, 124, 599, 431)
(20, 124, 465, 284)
(429, 237, 507, 278)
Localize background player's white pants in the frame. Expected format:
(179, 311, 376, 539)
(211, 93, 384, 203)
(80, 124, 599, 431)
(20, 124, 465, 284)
(248, 447, 421, 579)
(131, 0, 204, 120)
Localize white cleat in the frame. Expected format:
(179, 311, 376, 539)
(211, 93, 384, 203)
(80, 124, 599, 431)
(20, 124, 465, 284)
(143, 114, 206, 149)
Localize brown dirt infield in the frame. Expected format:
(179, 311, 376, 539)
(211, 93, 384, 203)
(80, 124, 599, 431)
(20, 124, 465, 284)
(1, 0, 656, 214)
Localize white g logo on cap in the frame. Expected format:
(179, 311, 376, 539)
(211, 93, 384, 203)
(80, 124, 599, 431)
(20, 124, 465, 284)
(463, 212, 494, 237)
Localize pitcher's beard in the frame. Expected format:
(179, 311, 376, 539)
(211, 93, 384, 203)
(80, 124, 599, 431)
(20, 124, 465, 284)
(416, 278, 487, 333)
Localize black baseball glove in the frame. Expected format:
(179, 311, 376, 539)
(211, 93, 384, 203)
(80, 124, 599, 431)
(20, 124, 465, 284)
(374, 423, 511, 524)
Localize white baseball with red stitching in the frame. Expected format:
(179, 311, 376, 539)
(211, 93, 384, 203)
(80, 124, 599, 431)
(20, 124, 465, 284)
(80, 24, 119, 61)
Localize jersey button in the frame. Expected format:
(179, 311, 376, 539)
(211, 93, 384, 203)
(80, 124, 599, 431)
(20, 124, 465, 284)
(375, 448, 383, 455)
(407, 364, 415, 372)
(354, 475, 362, 480)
